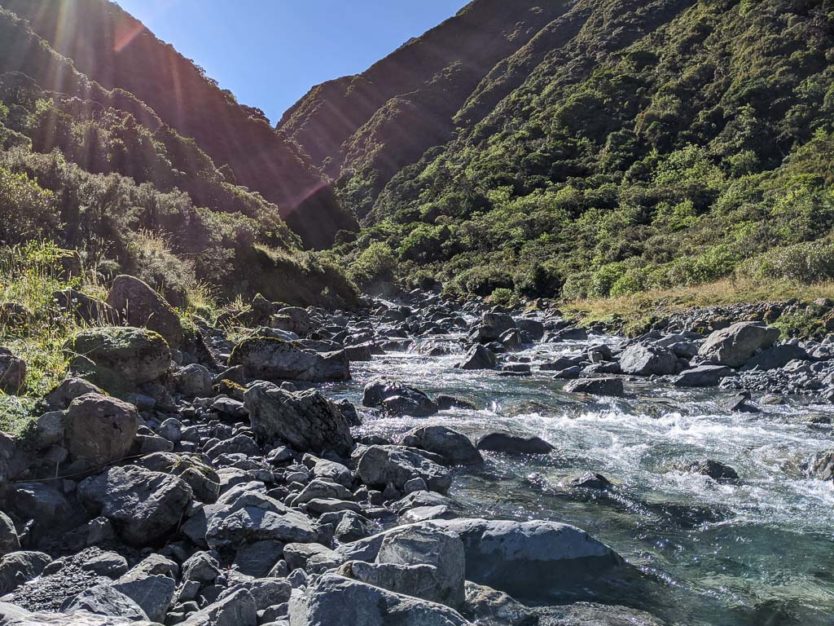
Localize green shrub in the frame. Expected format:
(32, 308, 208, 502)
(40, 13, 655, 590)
(739, 241, 834, 284)
(349, 242, 398, 290)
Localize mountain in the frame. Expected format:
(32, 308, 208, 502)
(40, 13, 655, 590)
(0, 2, 356, 307)
(292, 0, 834, 301)
(0, 0, 357, 249)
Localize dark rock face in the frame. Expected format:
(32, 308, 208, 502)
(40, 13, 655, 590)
(680, 459, 739, 482)
(362, 379, 438, 417)
(698, 322, 781, 368)
(244, 381, 353, 454)
(229, 337, 350, 382)
(107, 275, 185, 349)
(401, 426, 483, 466)
(477, 433, 554, 455)
(78, 466, 192, 546)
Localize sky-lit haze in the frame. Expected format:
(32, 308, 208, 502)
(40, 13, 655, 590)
(114, 0, 470, 124)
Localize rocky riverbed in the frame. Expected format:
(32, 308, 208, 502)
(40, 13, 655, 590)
(1, 277, 833, 625)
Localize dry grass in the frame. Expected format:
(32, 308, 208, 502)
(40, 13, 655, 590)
(563, 277, 834, 334)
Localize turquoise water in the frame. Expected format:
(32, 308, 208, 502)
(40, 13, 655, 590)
(328, 337, 834, 625)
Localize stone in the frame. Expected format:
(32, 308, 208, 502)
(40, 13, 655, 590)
(401, 426, 483, 466)
(205, 492, 317, 549)
(233, 540, 285, 577)
(44, 377, 105, 410)
(680, 459, 739, 482)
(218, 578, 291, 611)
(742, 344, 809, 371)
(457, 345, 497, 370)
(0, 551, 52, 595)
(619, 344, 678, 376)
(64, 584, 148, 621)
(476, 433, 554, 455)
(112, 573, 176, 622)
(806, 450, 834, 481)
(78, 465, 193, 546)
(0, 432, 28, 483)
(137, 452, 221, 503)
(563, 377, 624, 397)
(311, 458, 353, 488)
(477, 313, 516, 342)
(376, 524, 466, 607)
(284, 542, 343, 574)
(673, 365, 734, 388)
(65, 327, 171, 391)
(8, 483, 76, 531)
(515, 319, 545, 341)
(356, 446, 452, 493)
(181, 588, 257, 626)
(698, 322, 781, 368)
(64, 393, 139, 466)
(175, 363, 214, 398)
(107, 274, 184, 348)
(0, 512, 19, 557)
(464, 581, 537, 626)
(244, 382, 353, 454)
(362, 379, 438, 417)
(537, 602, 664, 625)
(183, 551, 221, 585)
(0, 603, 157, 625)
(229, 338, 350, 382)
(0, 352, 26, 394)
(435, 519, 626, 602)
(288, 574, 469, 626)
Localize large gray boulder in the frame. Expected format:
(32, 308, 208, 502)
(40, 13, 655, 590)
(289, 574, 470, 626)
(65, 327, 171, 391)
(673, 365, 734, 388)
(357, 446, 452, 493)
(205, 492, 317, 549)
(230, 337, 350, 382)
(563, 378, 624, 397)
(64, 393, 138, 466)
(182, 588, 257, 626)
(741, 343, 808, 371)
(698, 322, 780, 368)
(476, 433, 554, 455)
(457, 345, 496, 371)
(0, 603, 157, 625)
(476, 313, 516, 342)
(433, 519, 626, 602)
(619, 344, 678, 376)
(244, 382, 353, 454)
(107, 274, 184, 348)
(136, 452, 221, 503)
(362, 378, 438, 417)
(401, 426, 483, 466)
(0, 512, 19, 557)
(78, 466, 192, 546)
(64, 585, 148, 621)
(0, 551, 51, 595)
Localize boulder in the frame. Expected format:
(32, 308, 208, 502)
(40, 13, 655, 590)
(464, 581, 537, 626)
(205, 492, 317, 549)
(477, 313, 516, 342)
(181, 588, 257, 626)
(106, 275, 184, 348)
(805, 450, 834, 481)
(275, 306, 312, 335)
(64, 393, 138, 466)
(0, 512, 19, 557)
(357, 446, 452, 493)
(742, 344, 809, 371)
(673, 365, 733, 388)
(362, 379, 438, 417)
(244, 382, 353, 454)
(698, 322, 780, 367)
(401, 426, 483, 466)
(288, 574, 470, 626)
(44, 377, 104, 411)
(476, 433, 554, 455)
(619, 344, 678, 376)
(78, 466, 192, 546)
(515, 319, 545, 341)
(679, 459, 739, 482)
(0, 551, 52, 595)
(563, 378, 624, 397)
(174, 363, 214, 398)
(230, 337, 350, 382)
(64, 585, 148, 621)
(457, 345, 496, 371)
(136, 452, 221, 503)
(65, 327, 171, 391)
(0, 351, 26, 394)
(0, 604, 157, 625)
(0, 433, 29, 484)
(434, 519, 626, 602)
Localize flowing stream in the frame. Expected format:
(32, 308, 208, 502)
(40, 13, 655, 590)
(328, 334, 834, 626)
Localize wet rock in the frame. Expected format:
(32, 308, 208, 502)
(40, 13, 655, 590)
(680, 459, 739, 482)
(725, 391, 760, 414)
(619, 344, 678, 376)
(0, 351, 26, 394)
(64, 393, 138, 466)
(356, 446, 452, 493)
(477, 313, 516, 342)
(805, 450, 834, 481)
(742, 344, 809, 371)
(65, 327, 171, 391)
(698, 322, 780, 368)
(78, 465, 193, 546)
(563, 377, 624, 397)
(288, 573, 470, 625)
(567, 472, 612, 490)
(107, 274, 184, 348)
(540, 356, 585, 371)
(477, 433, 554, 455)
(464, 581, 537, 626)
(229, 337, 350, 382)
(457, 344, 497, 370)
(345, 342, 375, 362)
(401, 426, 483, 466)
(244, 382, 353, 454)
(284, 542, 343, 574)
(0, 551, 52, 595)
(435, 519, 626, 603)
(500, 329, 524, 350)
(673, 365, 733, 388)
(362, 378, 438, 417)
(436, 395, 477, 411)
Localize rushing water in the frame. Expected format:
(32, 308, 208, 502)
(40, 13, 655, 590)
(327, 334, 834, 626)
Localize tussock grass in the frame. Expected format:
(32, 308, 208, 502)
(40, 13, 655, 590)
(564, 277, 834, 336)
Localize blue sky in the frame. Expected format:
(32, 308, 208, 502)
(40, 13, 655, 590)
(114, 0, 470, 124)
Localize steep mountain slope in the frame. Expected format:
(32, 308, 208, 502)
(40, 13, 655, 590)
(325, 0, 834, 300)
(0, 6, 356, 307)
(0, 0, 357, 248)
(278, 0, 570, 219)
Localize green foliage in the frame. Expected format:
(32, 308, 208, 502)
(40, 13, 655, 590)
(739, 241, 834, 284)
(349, 242, 398, 290)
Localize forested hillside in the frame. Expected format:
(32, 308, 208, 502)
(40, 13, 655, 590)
(298, 0, 834, 301)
